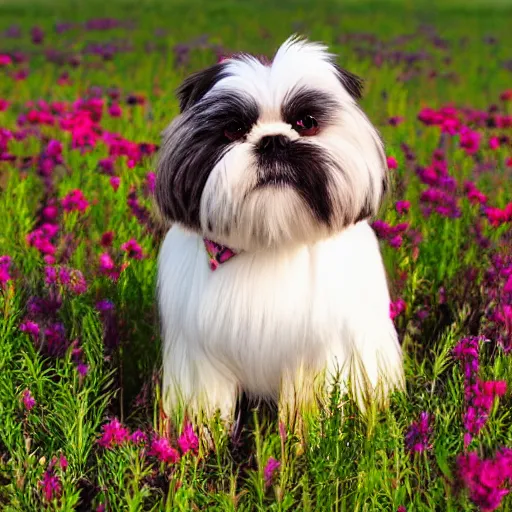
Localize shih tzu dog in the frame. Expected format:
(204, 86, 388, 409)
(155, 36, 404, 426)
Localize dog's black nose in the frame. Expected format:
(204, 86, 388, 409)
(257, 135, 289, 153)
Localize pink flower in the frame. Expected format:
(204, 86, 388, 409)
(177, 423, 199, 455)
(21, 389, 36, 411)
(130, 430, 148, 445)
(110, 176, 120, 191)
(460, 127, 481, 155)
(121, 238, 144, 259)
(457, 450, 512, 512)
(59, 455, 68, 471)
(39, 469, 61, 502)
(390, 298, 406, 320)
(148, 435, 180, 464)
(61, 189, 89, 212)
(489, 137, 500, 150)
(145, 171, 156, 195)
(387, 156, 398, 169)
(0, 54, 12, 66)
(20, 320, 40, 340)
(99, 252, 118, 280)
(0, 99, 9, 111)
(108, 103, 122, 117)
(264, 457, 281, 487)
(395, 200, 410, 215)
(97, 418, 130, 449)
(0, 255, 12, 285)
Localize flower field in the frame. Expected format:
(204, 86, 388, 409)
(0, 0, 511, 510)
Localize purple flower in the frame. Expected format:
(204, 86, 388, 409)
(77, 363, 88, 376)
(96, 299, 115, 312)
(404, 412, 432, 454)
(21, 389, 36, 411)
(264, 457, 281, 487)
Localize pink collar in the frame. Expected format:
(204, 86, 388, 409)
(203, 238, 237, 271)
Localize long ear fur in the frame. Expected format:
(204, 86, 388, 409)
(176, 62, 228, 112)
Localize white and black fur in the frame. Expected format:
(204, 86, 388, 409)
(156, 36, 404, 422)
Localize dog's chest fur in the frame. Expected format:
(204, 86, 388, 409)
(157, 220, 392, 398)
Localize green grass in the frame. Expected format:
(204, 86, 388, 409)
(1, 0, 512, 510)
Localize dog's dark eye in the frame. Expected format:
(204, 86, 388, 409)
(294, 115, 319, 136)
(224, 121, 246, 142)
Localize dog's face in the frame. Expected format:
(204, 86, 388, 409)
(156, 36, 388, 251)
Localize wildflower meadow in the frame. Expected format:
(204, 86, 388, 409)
(1, 0, 512, 510)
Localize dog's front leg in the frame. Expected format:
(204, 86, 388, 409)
(162, 337, 238, 426)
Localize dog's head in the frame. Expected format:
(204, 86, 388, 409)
(156, 36, 388, 251)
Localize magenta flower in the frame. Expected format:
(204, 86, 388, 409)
(21, 389, 36, 411)
(130, 430, 148, 445)
(148, 435, 180, 464)
(459, 127, 481, 155)
(20, 320, 40, 340)
(45, 266, 87, 295)
(121, 238, 144, 259)
(110, 176, 120, 191)
(61, 189, 89, 213)
(145, 171, 156, 195)
(395, 200, 410, 215)
(177, 423, 199, 455)
(0, 255, 12, 285)
(98, 253, 119, 280)
(404, 412, 432, 454)
(97, 418, 130, 449)
(390, 298, 406, 320)
(39, 469, 61, 502)
(453, 337, 507, 447)
(108, 103, 122, 117)
(387, 156, 398, 169)
(0, 54, 12, 66)
(489, 137, 500, 150)
(457, 450, 512, 512)
(264, 457, 281, 487)
(59, 455, 68, 471)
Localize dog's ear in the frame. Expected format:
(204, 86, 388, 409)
(333, 64, 364, 101)
(176, 62, 228, 113)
